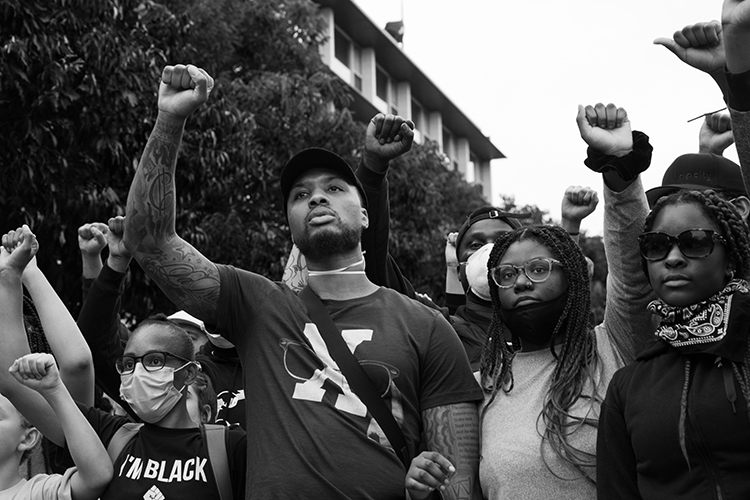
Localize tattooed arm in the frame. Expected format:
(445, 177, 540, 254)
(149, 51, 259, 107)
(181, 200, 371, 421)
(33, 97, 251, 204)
(124, 64, 220, 323)
(406, 402, 482, 500)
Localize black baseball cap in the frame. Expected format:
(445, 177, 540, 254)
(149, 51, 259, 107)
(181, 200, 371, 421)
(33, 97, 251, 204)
(455, 206, 531, 259)
(645, 153, 746, 207)
(280, 148, 367, 215)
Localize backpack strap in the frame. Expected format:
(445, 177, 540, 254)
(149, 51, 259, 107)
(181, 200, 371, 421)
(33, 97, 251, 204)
(298, 286, 410, 469)
(106, 422, 143, 464)
(202, 424, 233, 500)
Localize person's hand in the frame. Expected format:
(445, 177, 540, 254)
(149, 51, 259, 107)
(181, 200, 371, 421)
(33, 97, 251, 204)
(722, 0, 750, 73)
(158, 64, 215, 119)
(699, 112, 734, 155)
(105, 216, 132, 273)
(78, 222, 109, 258)
(9, 353, 63, 396)
(577, 103, 633, 156)
(405, 451, 455, 500)
(445, 232, 459, 269)
(654, 21, 725, 76)
(0, 225, 39, 276)
(363, 113, 415, 173)
(561, 186, 599, 227)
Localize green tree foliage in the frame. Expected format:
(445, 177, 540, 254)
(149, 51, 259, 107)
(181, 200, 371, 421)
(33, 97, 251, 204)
(385, 145, 487, 304)
(2, 0, 486, 320)
(1, 0, 608, 323)
(1, 0, 361, 318)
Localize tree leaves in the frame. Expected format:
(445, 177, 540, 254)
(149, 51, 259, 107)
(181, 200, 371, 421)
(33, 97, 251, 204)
(2, 0, 604, 324)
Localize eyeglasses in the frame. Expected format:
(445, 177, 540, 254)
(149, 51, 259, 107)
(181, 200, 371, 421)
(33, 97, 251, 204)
(490, 258, 562, 289)
(638, 229, 726, 261)
(115, 351, 192, 374)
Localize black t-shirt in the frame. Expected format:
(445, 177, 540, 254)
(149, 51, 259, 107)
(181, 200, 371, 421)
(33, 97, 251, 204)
(67, 406, 246, 500)
(215, 265, 482, 499)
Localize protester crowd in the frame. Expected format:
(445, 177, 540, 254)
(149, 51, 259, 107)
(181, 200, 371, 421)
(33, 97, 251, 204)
(2, 1, 750, 499)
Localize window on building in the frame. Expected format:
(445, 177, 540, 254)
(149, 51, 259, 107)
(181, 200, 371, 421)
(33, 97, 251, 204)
(352, 45, 362, 91)
(376, 67, 388, 101)
(389, 80, 399, 114)
(335, 29, 350, 66)
(411, 100, 423, 130)
(467, 154, 478, 183)
(333, 28, 362, 92)
(442, 128, 453, 155)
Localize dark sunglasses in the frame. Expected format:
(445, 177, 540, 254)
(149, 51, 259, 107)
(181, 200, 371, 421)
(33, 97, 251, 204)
(638, 229, 726, 261)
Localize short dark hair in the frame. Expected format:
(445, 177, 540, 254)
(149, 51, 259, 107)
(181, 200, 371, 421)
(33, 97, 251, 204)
(130, 314, 195, 361)
(192, 370, 217, 424)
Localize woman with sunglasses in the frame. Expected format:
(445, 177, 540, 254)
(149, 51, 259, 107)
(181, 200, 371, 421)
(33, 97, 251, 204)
(479, 224, 629, 499)
(597, 189, 750, 499)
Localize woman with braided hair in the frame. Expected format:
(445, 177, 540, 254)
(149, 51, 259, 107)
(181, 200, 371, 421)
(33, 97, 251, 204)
(479, 224, 628, 500)
(597, 189, 750, 499)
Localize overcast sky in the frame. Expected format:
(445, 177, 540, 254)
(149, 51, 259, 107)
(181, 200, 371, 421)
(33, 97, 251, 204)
(352, 0, 738, 235)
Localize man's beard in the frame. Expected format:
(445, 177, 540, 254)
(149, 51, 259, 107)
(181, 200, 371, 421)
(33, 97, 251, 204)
(296, 224, 362, 262)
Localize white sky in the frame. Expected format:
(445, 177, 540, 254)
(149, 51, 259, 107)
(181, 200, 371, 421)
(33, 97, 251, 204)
(351, 0, 738, 236)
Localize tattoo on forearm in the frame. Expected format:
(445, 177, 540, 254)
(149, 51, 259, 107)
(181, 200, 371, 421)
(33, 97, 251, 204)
(423, 403, 480, 500)
(126, 115, 220, 320)
(139, 247, 220, 316)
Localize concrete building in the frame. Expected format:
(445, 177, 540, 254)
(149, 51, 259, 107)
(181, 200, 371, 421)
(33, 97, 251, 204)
(314, 0, 503, 200)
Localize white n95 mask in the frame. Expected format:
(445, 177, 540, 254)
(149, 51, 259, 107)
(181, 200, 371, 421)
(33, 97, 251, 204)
(466, 243, 494, 301)
(120, 363, 189, 424)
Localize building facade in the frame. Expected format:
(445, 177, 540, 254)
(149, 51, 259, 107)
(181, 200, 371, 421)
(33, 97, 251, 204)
(314, 0, 503, 200)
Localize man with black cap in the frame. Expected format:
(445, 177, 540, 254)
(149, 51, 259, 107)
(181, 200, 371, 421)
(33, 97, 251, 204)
(123, 64, 483, 500)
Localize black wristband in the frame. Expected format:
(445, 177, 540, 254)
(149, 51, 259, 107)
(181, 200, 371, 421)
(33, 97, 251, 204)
(584, 130, 653, 182)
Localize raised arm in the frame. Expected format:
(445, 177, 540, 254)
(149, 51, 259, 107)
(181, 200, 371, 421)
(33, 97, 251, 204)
(356, 113, 421, 295)
(0, 227, 64, 445)
(723, 0, 750, 74)
(577, 103, 656, 361)
(723, 0, 750, 192)
(699, 111, 734, 155)
(123, 64, 220, 323)
(10, 353, 113, 500)
(78, 222, 108, 281)
(19, 236, 95, 406)
(560, 185, 599, 243)
(406, 403, 481, 500)
(77, 216, 137, 418)
(654, 20, 729, 97)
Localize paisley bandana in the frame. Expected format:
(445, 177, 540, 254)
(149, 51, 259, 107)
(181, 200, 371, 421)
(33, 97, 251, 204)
(647, 279, 750, 360)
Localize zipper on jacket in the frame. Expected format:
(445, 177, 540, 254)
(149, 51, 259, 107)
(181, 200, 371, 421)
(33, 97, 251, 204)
(688, 362, 727, 500)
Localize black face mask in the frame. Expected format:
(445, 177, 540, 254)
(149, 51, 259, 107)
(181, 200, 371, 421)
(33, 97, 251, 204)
(501, 291, 569, 349)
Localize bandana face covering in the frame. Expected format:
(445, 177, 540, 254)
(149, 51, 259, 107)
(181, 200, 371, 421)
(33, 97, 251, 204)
(502, 291, 568, 348)
(466, 243, 493, 301)
(648, 279, 749, 359)
(120, 363, 189, 424)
